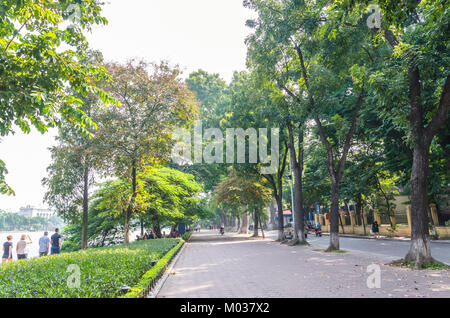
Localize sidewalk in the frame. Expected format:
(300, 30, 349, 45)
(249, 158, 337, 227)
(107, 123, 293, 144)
(157, 230, 450, 298)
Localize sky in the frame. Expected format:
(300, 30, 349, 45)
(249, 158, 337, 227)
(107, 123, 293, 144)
(0, 0, 256, 212)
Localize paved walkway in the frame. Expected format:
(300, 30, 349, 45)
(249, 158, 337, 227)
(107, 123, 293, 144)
(157, 230, 450, 298)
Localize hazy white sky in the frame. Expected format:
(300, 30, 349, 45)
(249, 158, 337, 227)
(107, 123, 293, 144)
(0, 0, 255, 212)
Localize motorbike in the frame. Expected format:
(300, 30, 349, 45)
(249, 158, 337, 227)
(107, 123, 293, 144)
(220, 227, 225, 235)
(315, 228, 322, 237)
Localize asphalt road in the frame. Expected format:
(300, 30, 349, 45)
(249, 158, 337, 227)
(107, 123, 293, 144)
(267, 231, 450, 265)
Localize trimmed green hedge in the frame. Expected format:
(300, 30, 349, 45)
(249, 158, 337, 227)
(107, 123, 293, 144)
(0, 238, 180, 298)
(181, 230, 193, 241)
(121, 239, 184, 298)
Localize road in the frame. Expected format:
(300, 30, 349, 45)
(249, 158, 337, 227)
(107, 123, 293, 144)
(157, 230, 450, 298)
(266, 231, 450, 265)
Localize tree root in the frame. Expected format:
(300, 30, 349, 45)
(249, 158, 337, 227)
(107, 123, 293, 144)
(287, 238, 309, 246)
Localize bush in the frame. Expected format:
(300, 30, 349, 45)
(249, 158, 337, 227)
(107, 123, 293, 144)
(0, 238, 180, 298)
(122, 240, 184, 298)
(181, 231, 193, 241)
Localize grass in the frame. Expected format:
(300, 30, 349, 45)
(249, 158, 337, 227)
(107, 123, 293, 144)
(121, 239, 184, 298)
(391, 260, 450, 270)
(313, 249, 348, 253)
(0, 238, 180, 298)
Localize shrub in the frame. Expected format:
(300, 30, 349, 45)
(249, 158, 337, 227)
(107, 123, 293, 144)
(0, 238, 180, 298)
(181, 231, 193, 241)
(122, 240, 184, 298)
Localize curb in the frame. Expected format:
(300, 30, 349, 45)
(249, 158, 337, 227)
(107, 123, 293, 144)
(149, 237, 189, 298)
(321, 233, 450, 244)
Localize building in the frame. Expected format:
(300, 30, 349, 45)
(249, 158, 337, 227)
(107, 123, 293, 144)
(18, 206, 56, 219)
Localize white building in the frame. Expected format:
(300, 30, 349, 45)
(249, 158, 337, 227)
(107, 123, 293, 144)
(18, 206, 56, 219)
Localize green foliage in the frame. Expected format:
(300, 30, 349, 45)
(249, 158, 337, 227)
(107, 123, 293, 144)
(0, 213, 63, 231)
(0, 238, 180, 298)
(121, 240, 184, 298)
(181, 231, 193, 241)
(0, 0, 115, 191)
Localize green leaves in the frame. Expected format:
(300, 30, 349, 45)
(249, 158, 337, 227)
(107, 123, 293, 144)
(0, 238, 180, 298)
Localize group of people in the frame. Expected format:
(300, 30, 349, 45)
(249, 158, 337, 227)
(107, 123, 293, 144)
(2, 228, 62, 264)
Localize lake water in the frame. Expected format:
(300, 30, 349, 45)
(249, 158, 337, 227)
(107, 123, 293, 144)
(0, 227, 171, 260)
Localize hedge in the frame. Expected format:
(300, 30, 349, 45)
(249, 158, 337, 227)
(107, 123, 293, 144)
(181, 230, 193, 241)
(121, 239, 184, 298)
(0, 238, 180, 298)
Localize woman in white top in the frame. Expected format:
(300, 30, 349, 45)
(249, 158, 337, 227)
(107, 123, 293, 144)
(16, 234, 32, 260)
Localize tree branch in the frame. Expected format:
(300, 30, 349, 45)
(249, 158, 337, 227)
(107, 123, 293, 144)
(425, 74, 450, 144)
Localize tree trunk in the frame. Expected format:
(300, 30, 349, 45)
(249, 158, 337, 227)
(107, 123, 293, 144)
(253, 209, 259, 237)
(81, 163, 89, 250)
(327, 182, 340, 251)
(236, 215, 241, 232)
(124, 164, 137, 244)
(356, 193, 362, 226)
(404, 144, 434, 267)
(287, 124, 306, 245)
(239, 211, 249, 234)
(123, 209, 131, 244)
(258, 211, 265, 239)
(276, 195, 284, 241)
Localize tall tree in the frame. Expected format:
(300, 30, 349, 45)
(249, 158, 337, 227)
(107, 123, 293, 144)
(96, 60, 198, 243)
(0, 0, 112, 193)
(358, 0, 450, 267)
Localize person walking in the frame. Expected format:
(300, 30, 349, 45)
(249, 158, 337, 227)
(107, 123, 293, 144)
(16, 234, 32, 260)
(50, 228, 62, 255)
(39, 232, 50, 257)
(2, 235, 13, 264)
(372, 221, 380, 239)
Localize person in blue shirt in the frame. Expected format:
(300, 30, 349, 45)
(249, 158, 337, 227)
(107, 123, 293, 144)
(2, 235, 13, 263)
(39, 232, 50, 257)
(50, 229, 62, 255)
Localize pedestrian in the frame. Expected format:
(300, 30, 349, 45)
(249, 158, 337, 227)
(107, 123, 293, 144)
(39, 232, 50, 257)
(50, 228, 62, 255)
(149, 231, 154, 239)
(2, 235, 13, 264)
(372, 221, 380, 239)
(16, 234, 33, 260)
(143, 232, 148, 240)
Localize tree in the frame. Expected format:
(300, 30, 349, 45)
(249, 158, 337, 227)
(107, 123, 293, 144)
(141, 167, 204, 237)
(245, 0, 310, 245)
(358, 0, 450, 267)
(213, 168, 272, 237)
(96, 60, 198, 243)
(0, 0, 112, 193)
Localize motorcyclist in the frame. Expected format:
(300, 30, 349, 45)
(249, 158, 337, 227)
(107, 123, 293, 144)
(220, 226, 225, 235)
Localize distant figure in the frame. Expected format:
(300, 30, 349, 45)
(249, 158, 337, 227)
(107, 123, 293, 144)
(39, 232, 50, 257)
(143, 232, 149, 240)
(2, 235, 13, 264)
(173, 230, 179, 238)
(316, 222, 321, 231)
(372, 221, 380, 239)
(16, 234, 32, 260)
(50, 228, 62, 255)
(149, 231, 154, 239)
